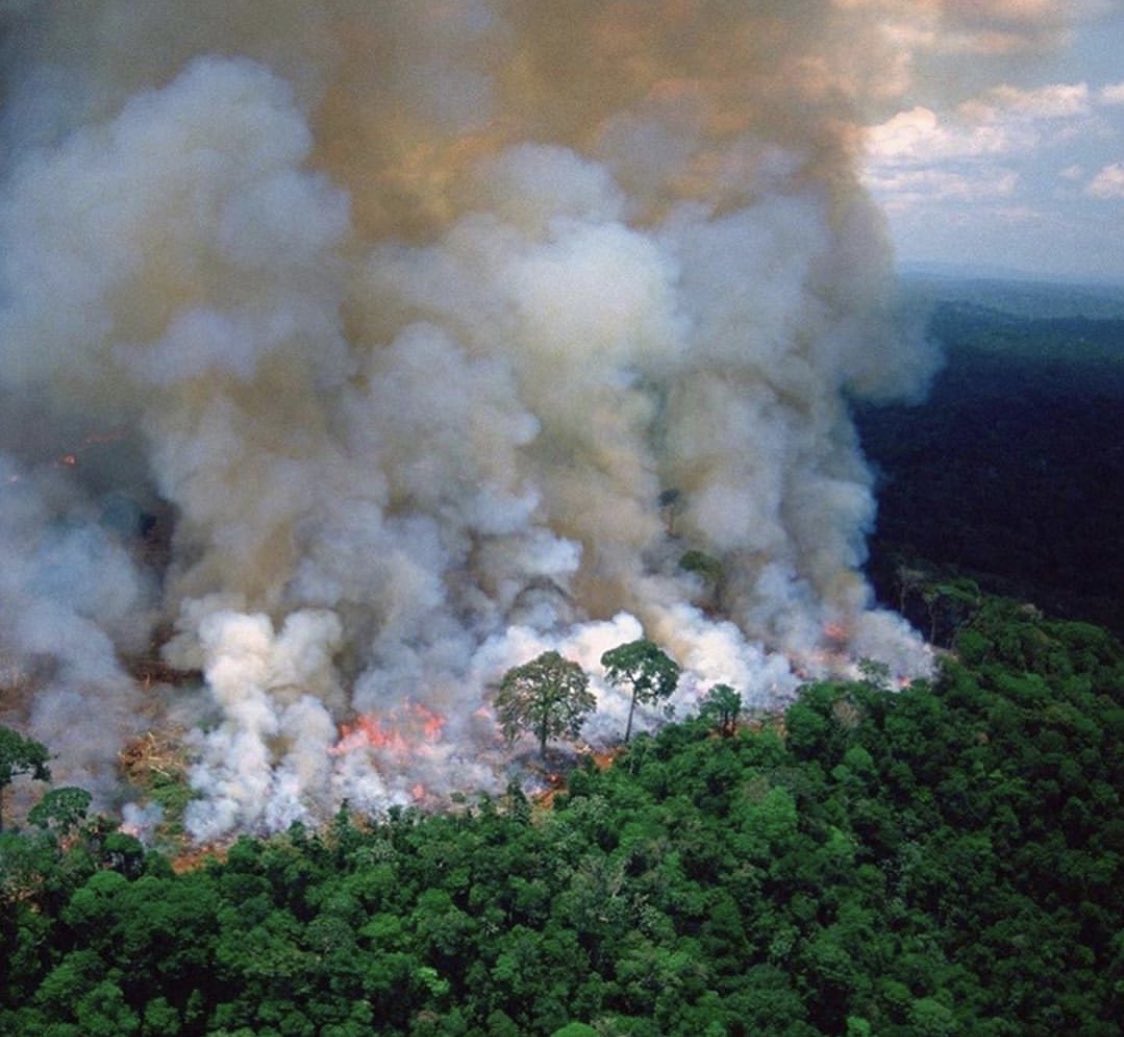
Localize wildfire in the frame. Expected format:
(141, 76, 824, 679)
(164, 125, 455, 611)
(790, 620, 858, 681)
(332, 701, 446, 757)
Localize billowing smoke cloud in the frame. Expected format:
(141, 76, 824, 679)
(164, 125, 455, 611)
(2, 0, 1068, 839)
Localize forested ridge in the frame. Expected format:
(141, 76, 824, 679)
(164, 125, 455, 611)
(2, 596, 1122, 1036)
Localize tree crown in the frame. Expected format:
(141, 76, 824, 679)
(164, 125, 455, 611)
(600, 640, 680, 704)
(0, 726, 51, 787)
(494, 651, 595, 753)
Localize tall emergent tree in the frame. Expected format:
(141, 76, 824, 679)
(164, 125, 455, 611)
(0, 725, 51, 831)
(601, 640, 680, 743)
(495, 651, 595, 757)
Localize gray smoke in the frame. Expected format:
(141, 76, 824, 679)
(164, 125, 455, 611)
(3, 0, 1058, 839)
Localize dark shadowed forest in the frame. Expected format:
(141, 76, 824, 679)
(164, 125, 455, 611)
(858, 278, 1124, 641)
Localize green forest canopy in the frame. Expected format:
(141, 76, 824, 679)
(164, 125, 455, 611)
(2, 594, 1122, 1036)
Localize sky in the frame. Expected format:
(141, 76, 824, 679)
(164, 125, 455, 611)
(859, 0, 1124, 283)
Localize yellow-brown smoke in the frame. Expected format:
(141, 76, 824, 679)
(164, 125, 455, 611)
(0, 0, 1088, 837)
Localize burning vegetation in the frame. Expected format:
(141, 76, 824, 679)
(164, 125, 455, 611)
(333, 702, 447, 758)
(116, 730, 193, 841)
(0, 0, 971, 838)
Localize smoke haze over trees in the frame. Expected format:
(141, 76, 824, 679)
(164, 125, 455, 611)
(0, 1, 1111, 838)
(0, 0, 969, 835)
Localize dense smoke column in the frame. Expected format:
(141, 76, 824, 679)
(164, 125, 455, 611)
(0, 0, 1035, 837)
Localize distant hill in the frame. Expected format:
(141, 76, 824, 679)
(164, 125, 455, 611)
(898, 267, 1124, 320)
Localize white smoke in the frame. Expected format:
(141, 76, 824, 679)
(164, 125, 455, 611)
(0, 0, 988, 839)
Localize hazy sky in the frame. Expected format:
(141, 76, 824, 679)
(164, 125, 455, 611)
(861, 1, 1124, 283)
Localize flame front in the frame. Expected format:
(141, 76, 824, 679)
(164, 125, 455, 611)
(333, 702, 447, 758)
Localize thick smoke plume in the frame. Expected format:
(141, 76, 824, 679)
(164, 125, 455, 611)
(0, 0, 1034, 839)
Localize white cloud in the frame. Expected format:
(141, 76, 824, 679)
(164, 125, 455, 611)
(866, 82, 1095, 170)
(864, 76, 1111, 218)
(864, 166, 1019, 210)
(836, 0, 1106, 57)
(863, 92, 1039, 218)
(865, 106, 1018, 164)
(1087, 162, 1124, 198)
(961, 82, 1091, 121)
(1099, 82, 1124, 105)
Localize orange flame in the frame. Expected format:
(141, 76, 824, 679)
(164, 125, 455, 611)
(332, 700, 446, 756)
(335, 716, 410, 754)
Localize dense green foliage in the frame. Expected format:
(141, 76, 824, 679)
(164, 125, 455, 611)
(698, 684, 742, 738)
(601, 640, 681, 743)
(2, 598, 1121, 1035)
(857, 297, 1124, 637)
(0, 725, 51, 831)
(495, 651, 596, 757)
